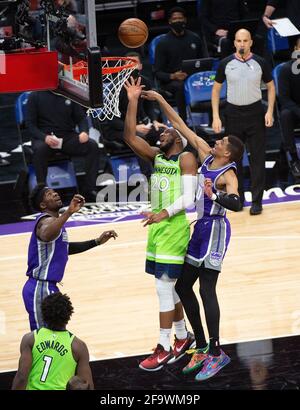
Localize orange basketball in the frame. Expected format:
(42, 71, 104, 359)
(118, 18, 149, 48)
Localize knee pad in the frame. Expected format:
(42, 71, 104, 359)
(172, 285, 181, 305)
(155, 274, 176, 312)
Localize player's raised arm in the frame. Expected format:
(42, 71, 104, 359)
(124, 77, 159, 162)
(142, 90, 211, 162)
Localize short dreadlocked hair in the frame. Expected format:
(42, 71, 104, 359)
(42, 293, 74, 330)
(29, 184, 49, 211)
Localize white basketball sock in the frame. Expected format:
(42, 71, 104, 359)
(159, 328, 171, 351)
(174, 319, 188, 340)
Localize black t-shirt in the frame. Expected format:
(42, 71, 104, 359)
(154, 30, 203, 83)
(201, 0, 247, 35)
(26, 91, 88, 141)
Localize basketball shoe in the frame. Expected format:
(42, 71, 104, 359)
(195, 349, 231, 381)
(168, 332, 196, 364)
(182, 345, 209, 374)
(139, 344, 173, 371)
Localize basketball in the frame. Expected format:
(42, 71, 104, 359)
(118, 18, 149, 48)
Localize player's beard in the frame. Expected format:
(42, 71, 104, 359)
(160, 140, 174, 153)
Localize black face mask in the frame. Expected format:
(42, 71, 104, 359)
(170, 21, 186, 34)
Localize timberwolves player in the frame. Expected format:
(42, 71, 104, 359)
(12, 292, 94, 390)
(142, 89, 244, 380)
(124, 77, 198, 371)
(23, 186, 117, 330)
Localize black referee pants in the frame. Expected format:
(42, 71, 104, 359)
(224, 101, 266, 205)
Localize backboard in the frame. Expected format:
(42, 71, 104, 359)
(45, 0, 102, 108)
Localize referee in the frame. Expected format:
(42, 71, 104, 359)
(212, 29, 275, 215)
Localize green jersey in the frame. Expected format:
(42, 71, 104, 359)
(151, 153, 184, 216)
(146, 153, 190, 278)
(27, 327, 77, 390)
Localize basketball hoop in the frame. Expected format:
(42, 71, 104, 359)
(63, 57, 138, 121)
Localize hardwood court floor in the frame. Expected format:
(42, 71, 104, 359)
(0, 201, 299, 372)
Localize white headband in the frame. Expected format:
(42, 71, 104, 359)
(172, 128, 188, 148)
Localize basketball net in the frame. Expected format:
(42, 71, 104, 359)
(63, 57, 138, 121)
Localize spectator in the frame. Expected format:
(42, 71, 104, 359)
(278, 37, 300, 178)
(120, 52, 166, 147)
(201, 0, 248, 59)
(212, 29, 275, 215)
(154, 6, 203, 123)
(26, 91, 100, 201)
(101, 52, 166, 179)
(263, 0, 300, 48)
(12, 292, 94, 390)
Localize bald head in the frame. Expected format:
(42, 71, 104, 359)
(234, 28, 253, 58)
(235, 29, 252, 41)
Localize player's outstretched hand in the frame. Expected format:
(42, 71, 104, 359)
(96, 230, 118, 245)
(124, 76, 144, 101)
(141, 90, 160, 101)
(141, 210, 169, 226)
(203, 178, 214, 199)
(68, 194, 85, 214)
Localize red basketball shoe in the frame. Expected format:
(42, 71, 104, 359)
(139, 344, 174, 371)
(168, 332, 196, 364)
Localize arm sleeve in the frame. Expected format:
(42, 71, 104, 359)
(164, 175, 197, 217)
(214, 192, 241, 212)
(26, 93, 47, 142)
(68, 240, 98, 255)
(214, 59, 227, 84)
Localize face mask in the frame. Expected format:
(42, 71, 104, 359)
(170, 21, 186, 34)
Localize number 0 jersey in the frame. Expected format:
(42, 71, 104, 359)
(151, 153, 184, 215)
(146, 153, 190, 278)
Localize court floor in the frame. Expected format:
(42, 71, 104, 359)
(0, 201, 299, 372)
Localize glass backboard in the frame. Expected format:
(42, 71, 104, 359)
(44, 0, 102, 108)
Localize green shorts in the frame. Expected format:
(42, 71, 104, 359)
(145, 214, 190, 279)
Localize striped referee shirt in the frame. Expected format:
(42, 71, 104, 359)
(215, 53, 273, 106)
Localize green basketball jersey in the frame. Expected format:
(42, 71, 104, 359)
(27, 327, 77, 390)
(151, 153, 184, 215)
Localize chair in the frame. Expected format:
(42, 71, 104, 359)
(184, 70, 226, 132)
(267, 27, 290, 66)
(15, 92, 78, 192)
(148, 34, 166, 66)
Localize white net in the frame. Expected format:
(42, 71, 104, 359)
(86, 57, 138, 121)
